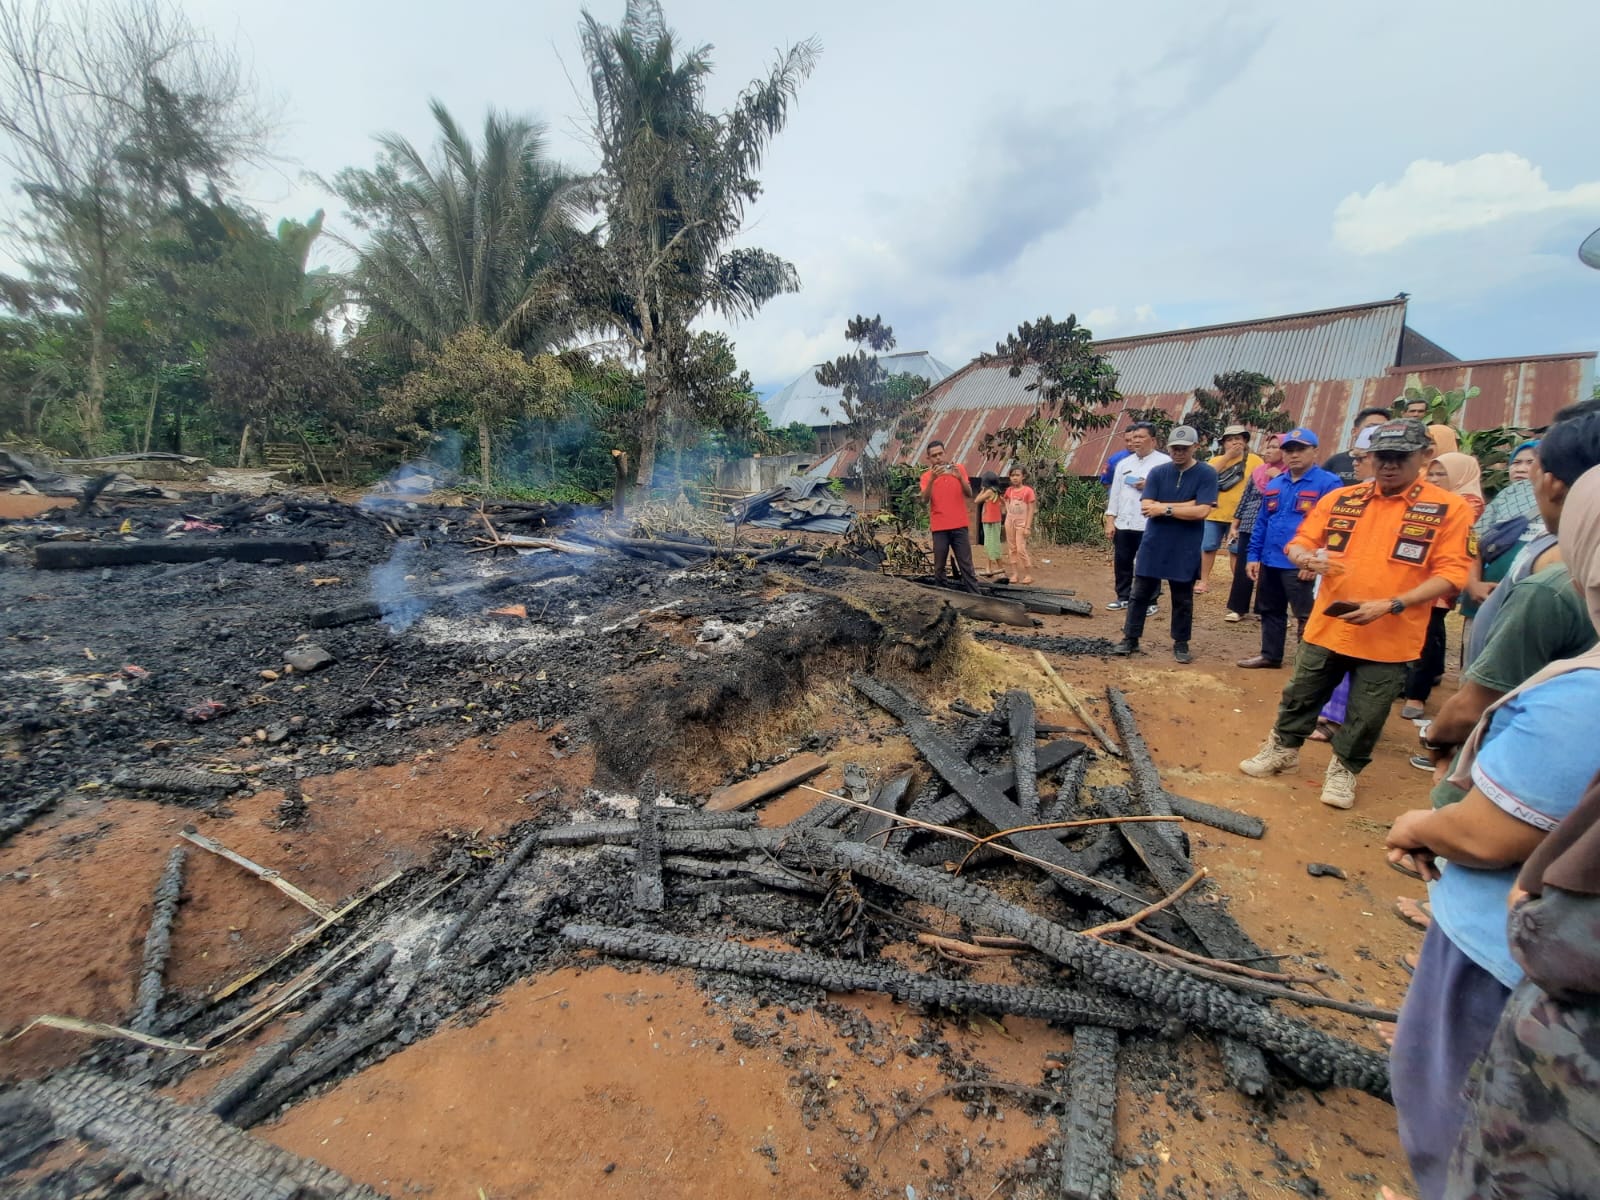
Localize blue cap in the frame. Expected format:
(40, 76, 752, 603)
(1280, 427, 1319, 448)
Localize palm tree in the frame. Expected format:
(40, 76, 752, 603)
(329, 101, 588, 481)
(577, 0, 818, 487)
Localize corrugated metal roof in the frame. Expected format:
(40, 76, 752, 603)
(764, 351, 956, 428)
(1094, 299, 1409, 392)
(899, 350, 1597, 479)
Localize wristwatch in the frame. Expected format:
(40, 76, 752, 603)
(1164, 505, 1174, 517)
(1389, 598, 1406, 615)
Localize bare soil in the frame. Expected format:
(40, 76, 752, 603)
(0, 526, 1434, 1199)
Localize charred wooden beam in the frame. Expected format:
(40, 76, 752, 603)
(561, 925, 1162, 1033)
(1042, 754, 1090, 824)
(1166, 793, 1266, 840)
(536, 811, 757, 846)
(34, 538, 325, 570)
(113, 769, 243, 798)
(1105, 687, 1179, 851)
(130, 847, 186, 1033)
(1095, 785, 1273, 1096)
(207, 943, 395, 1122)
(1006, 690, 1040, 820)
(231, 1013, 400, 1130)
(810, 838, 1390, 1097)
(306, 572, 525, 629)
(433, 828, 542, 959)
(706, 753, 828, 813)
(851, 674, 1155, 923)
(1059, 1025, 1119, 1200)
(849, 771, 913, 844)
(29, 1070, 384, 1199)
(633, 796, 665, 912)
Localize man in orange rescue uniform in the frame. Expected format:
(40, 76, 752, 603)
(1238, 419, 1475, 809)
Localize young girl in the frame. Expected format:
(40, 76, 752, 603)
(975, 471, 1004, 576)
(1003, 467, 1037, 584)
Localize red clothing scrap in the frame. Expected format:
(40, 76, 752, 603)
(921, 464, 972, 532)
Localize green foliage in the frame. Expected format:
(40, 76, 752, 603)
(1036, 475, 1110, 546)
(983, 314, 1121, 433)
(1395, 383, 1480, 425)
(814, 315, 931, 508)
(576, 0, 818, 485)
(1460, 425, 1519, 495)
(1128, 370, 1292, 448)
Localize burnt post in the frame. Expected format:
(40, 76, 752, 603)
(612, 449, 629, 519)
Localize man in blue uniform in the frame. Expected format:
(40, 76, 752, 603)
(1111, 425, 1219, 663)
(1237, 427, 1344, 669)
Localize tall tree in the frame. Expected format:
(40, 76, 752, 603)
(0, 0, 270, 446)
(577, 0, 818, 487)
(815, 315, 932, 508)
(1128, 369, 1292, 447)
(330, 101, 586, 354)
(330, 101, 589, 477)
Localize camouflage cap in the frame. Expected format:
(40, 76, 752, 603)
(1367, 418, 1432, 454)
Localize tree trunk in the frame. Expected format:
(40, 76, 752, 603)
(634, 351, 669, 488)
(141, 364, 163, 454)
(478, 419, 493, 494)
(237, 422, 251, 468)
(81, 321, 107, 448)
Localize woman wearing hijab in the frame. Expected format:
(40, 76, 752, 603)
(1398, 453, 1485, 721)
(1224, 435, 1284, 621)
(1384, 463, 1600, 1200)
(1461, 441, 1545, 638)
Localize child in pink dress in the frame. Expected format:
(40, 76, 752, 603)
(1004, 467, 1037, 584)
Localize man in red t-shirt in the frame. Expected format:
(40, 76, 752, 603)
(919, 440, 978, 589)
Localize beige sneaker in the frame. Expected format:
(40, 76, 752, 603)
(1240, 732, 1299, 778)
(1321, 758, 1358, 809)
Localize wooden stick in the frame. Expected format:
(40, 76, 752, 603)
(208, 870, 403, 1004)
(915, 932, 1026, 959)
(1121, 939, 1399, 1020)
(794, 784, 1152, 906)
(1127, 928, 1315, 985)
(178, 826, 333, 918)
(951, 814, 1179, 876)
(1082, 867, 1207, 937)
(1033, 651, 1121, 757)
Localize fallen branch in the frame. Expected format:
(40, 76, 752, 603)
(915, 932, 1025, 959)
(1081, 867, 1207, 939)
(1032, 653, 1120, 757)
(130, 847, 187, 1033)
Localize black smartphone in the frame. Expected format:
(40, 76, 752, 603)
(1324, 600, 1360, 617)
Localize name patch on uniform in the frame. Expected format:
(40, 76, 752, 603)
(1392, 538, 1430, 564)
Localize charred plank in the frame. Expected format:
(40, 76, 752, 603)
(231, 1014, 400, 1129)
(633, 795, 665, 912)
(1166, 793, 1266, 840)
(1006, 690, 1040, 820)
(34, 538, 325, 570)
(433, 829, 542, 959)
(130, 847, 186, 1033)
(1059, 1025, 1119, 1200)
(810, 838, 1390, 1097)
(562, 925, 1162, 1033)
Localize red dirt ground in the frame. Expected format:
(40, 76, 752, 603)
(1, 542, 1433, 1198)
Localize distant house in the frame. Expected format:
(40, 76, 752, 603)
(764, 350, 956, 457)
(903, 298, 1596, 477)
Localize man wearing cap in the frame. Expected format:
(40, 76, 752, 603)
(1200, 425, 1262, 594)
(1238, 427, 1344, 670)
(1239, 419, 1475, 809)
(1111, 426, 1218, 663)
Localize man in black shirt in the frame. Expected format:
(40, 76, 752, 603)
(1324, 407, 1392, 483)
(1111, 426, 1220, 663)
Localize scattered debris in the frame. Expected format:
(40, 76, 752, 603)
(705, 753, 829, 813)
(283, 643, 336, 674)
(1307, 862, 1347, 879)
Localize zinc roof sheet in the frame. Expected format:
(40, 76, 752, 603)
(764, 351, 956, 428)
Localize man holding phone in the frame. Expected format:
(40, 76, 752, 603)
(919, 440, 978, 589)
(1238, 419, 1475, 809)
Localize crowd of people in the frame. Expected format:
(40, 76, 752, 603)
(919, 395, 1600, 1198)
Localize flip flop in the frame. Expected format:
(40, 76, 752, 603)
(1394, 897, 1432, 931)
(1308, 719, 1340, 743)
(1388, 858, 1425, 882)
(1397, 952, 1419, 976)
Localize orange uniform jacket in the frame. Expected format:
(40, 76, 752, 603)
(1287, 478, 1475, 663)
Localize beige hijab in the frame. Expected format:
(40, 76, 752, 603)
(1448, 464, 1600, 790)
(1435, 451, 1483, 501)
(1429, 425, 1460, 456)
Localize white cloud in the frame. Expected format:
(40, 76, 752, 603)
(1334, 153, 1600, 254)
(1083, 305, 1160, 336)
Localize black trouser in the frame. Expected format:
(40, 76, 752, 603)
(932, 527, 978, 590)
(1255, 566, 1316, 664)
(1227, 530, 1256, 614)
(1124, 577, 1193, 645)
(1274, 643, 1407, 773)
(1112, 528, 1161, 605)
(1404, 607, 1450, 702)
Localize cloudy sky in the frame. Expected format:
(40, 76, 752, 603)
(179, 0, 1600, 391)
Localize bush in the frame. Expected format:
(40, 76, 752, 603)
(1037, 474, 1108, 546)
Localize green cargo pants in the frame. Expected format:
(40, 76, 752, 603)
(1273, 641, 1407, 774)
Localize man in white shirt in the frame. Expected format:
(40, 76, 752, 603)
(1103, 422, 1172, 611)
